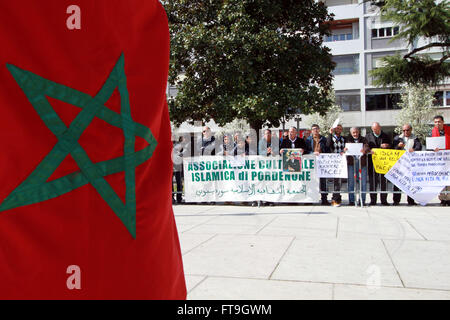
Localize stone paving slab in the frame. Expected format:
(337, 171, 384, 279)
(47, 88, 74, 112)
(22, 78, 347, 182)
(188, 277, 333, 300)
(334, 284, 450, 300)
(270, 238, 403, 287)
(174, 204, 450, 299)
(383, 239, 450, 291)
(182, 234, 294, 279)
(405, 218, 450, 241)
(337, 216, 424, 240)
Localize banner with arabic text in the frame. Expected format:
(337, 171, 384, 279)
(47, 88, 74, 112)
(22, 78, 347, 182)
(183, 155, 320, 203)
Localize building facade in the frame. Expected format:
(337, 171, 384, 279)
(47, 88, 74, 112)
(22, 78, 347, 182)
(169, 0, 450, 138)
(300, 0, 450, 136)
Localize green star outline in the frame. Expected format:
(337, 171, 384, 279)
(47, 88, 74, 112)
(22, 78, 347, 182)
(0, 54, 157, 239)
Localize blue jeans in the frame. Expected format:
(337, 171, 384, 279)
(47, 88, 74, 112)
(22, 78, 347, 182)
(348, 162, 367, 204)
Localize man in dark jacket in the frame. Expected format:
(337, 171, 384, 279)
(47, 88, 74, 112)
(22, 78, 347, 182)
(305, 124, 330, 205)
(345, 127, 370, 206)
(392, 123, 422, 205)
(200, 126, 216, 155)
(326, 124, 346, 207)
(280, 126, 306, 153)
(365, 122, 392, 206)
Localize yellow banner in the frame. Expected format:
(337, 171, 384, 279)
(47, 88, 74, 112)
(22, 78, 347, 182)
(372, 148, 405, 174)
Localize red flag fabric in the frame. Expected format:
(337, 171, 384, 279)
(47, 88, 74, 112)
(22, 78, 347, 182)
(0, 0, 186, 299)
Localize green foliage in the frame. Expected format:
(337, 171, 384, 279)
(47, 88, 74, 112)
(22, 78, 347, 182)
(371, 53, 450, 87)
(306, 92, 343, 137)
(394, 84, 435, 143)
(164, 0, 335, 130)
(368, 0, 450, 87)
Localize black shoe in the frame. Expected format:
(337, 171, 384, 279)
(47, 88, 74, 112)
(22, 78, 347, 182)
(408, 202, 417, 206)
(349, 202, 355, 206)
(393, 202, 400, 206)
(440, 200, 447, 206)
(447, 201, 450, 206)
(370, 201, 377, 206)
(381, 202, 390, 206)
(321, 200, 330, 206)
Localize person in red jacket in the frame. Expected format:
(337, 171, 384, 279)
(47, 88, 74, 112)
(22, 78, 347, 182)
(432, 115, 450, 206)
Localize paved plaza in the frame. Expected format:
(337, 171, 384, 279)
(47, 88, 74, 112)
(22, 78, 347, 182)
(174, 201, 450, 300)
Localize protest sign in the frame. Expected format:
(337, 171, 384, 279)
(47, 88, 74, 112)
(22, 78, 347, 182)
(331, 118, 340, 129)
(315, 153, 348, 178)
(409, 151, 450, 187)
(386, 152, 444, 206)
(345, 143, 363, 156)
(183, 155, 320, 203)
(426, 136, 446, 150)
(371, 149, 405, 174)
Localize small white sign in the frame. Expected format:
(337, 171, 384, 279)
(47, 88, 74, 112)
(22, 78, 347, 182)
(316, 153, 348, 178)
(345, 143, 363, 156)
(426, 136, 446, 150)
(331, 118, 340, 129)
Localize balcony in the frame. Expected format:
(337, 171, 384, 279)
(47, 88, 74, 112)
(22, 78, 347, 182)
(333, 74, 363, 91)
(325, 39, 363, 55)
(326, 2, 363, 20)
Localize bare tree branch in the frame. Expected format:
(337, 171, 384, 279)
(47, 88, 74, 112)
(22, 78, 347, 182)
(403, 42, 450, 60)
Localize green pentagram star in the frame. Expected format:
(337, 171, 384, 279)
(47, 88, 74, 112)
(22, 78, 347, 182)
(0, 54, 157, 238)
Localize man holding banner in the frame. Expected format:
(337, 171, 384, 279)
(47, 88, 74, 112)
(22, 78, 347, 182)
(431, 115, 450, 206)
(366, 122, 391, 206)
(345, 127, 370, 206)
(326, 124, 346, 207)
(392, 124, 422, 205)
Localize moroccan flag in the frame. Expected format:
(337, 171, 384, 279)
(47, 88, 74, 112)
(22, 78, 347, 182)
(0, 0, 186, 299)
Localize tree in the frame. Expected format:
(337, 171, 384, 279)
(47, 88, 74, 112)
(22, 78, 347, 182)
(306, 91, 343, 136)
(164, 0, 335, 131)
(394, 84, 435, 143)
(367, 0, 450, 87)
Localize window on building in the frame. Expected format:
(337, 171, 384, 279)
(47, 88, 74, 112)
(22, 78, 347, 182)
(372, 29, 377, 38)
(447, 92, 450, 106)
(332, 54, 359, 75)
(372, 26, 398, 39)
(336, 94, 361, 111)
(366, 93, 401, 110)
(386, 28, 392, 37)
(433, 91, 444, 106)
(324, 32, 354, 42)
(372, 57, 387, 70)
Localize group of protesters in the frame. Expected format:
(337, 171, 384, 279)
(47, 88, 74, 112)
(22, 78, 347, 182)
(172, 115, 450, 206)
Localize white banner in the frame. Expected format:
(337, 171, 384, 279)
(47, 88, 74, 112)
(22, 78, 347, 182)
(409, 151, 450, 187)
(183, 155, 320, 203)
(315, 153, 348, 178)
(426, 136, 446, 150)
(345, 143, 363, 156)
(386, 152, 445, 206)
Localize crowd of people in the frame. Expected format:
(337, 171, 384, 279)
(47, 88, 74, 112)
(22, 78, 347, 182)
(172, 115, 450, 207)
